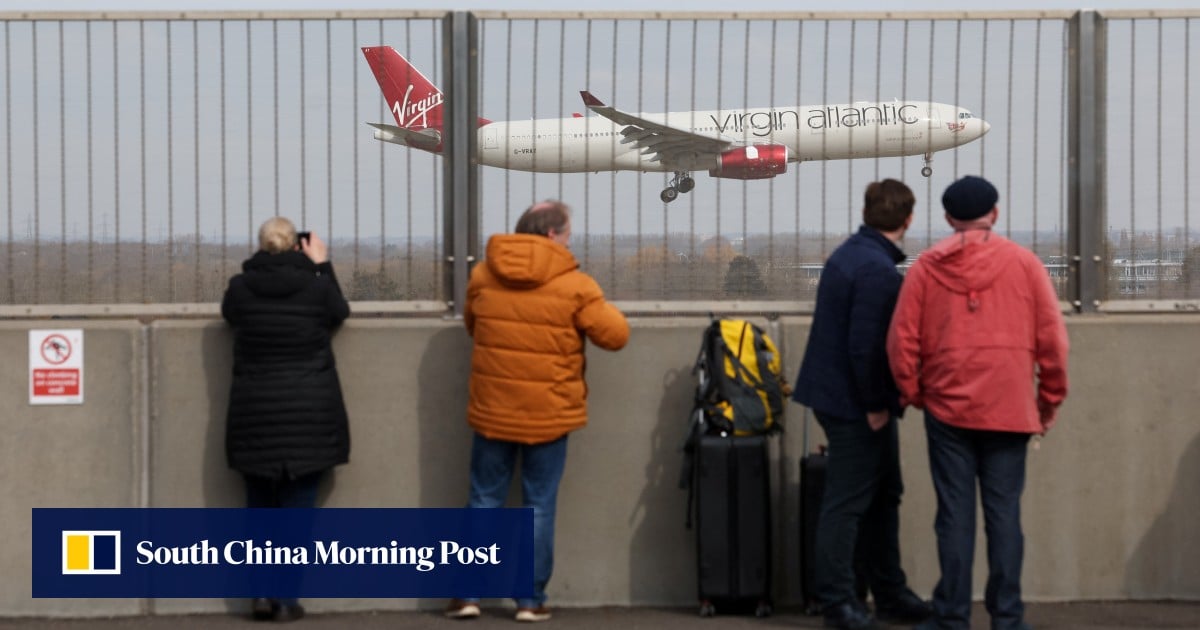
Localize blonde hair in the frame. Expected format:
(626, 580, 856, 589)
(258, 216, 298, 254)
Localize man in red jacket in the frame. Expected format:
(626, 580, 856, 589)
(887, 176, 1069, 630)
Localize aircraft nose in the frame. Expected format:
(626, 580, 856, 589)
(979, 119, 991, 136)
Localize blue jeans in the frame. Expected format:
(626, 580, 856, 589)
(814, 412, 909, 610)
(924, 413, 1030, 630)
(461, 433, 568, 609)
(244, 471, 324, 607)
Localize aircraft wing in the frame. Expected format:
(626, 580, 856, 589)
(367, 122, 442, 150)
(580, 91, 733, 167)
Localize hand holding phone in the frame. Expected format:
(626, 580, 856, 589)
(298, 231, 328, 264)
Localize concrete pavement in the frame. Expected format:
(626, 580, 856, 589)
(1, 602, 1198, 629)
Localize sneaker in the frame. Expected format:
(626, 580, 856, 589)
(514, 605, 552, 622)
(444, 599, 482, 619)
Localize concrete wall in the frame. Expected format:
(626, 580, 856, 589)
(6, 315, 1200, 616)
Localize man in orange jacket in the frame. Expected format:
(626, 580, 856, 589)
(887, 176, 1069, 630)
(445, 200, 630, 623)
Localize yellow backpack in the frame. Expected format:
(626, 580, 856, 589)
(694, 318, 788, 436)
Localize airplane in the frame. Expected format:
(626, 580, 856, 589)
(361, 45, 990, 203)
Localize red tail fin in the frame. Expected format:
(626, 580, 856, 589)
(361, 46, 444, 131)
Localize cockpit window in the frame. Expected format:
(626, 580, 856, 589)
(958, 112, 973, 120)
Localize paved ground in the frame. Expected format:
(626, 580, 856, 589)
(1, 602, 1197, 629)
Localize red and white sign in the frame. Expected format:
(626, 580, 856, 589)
(30, 329, 84, 405)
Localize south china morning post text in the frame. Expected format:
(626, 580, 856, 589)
(32, 508, 534, 598)
(134, 538, 501, 572)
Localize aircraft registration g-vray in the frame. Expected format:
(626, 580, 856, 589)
(361, 45, 990, 203)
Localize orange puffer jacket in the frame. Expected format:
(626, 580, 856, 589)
(464, 234, 630, 444)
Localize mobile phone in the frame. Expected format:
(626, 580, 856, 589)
(296, 231, 311, 244)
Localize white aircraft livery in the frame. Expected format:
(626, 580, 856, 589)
(362, 45, 990, 203)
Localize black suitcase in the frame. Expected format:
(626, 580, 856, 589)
(799, 408, 869, 615)
(694, 433, 773, 618)
(800, 444, 829, 614)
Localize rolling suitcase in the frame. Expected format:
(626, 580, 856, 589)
(694, 433, 773, 618)
(799, 430, 827, 613)
(799, 407, 869, 615)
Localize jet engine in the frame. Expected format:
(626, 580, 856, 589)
(708, 144, 789, 180)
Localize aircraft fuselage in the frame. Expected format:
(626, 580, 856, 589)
(476, 101, 985, 174)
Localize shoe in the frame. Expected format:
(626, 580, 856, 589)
(875, 591, 934, 625)
(272, 603, 305, 622)
(444, 599, 482, 619)
(251, 598, 276, 621)
(823, 600, 878, 629)
(514, 605, 552, 622)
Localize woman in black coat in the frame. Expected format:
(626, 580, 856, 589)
(221, 216, 350, 622)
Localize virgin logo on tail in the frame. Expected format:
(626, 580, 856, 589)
(392, 84, 444, 130)
(361, 46, 445, 131)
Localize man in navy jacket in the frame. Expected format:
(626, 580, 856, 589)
(793, 179, 931, 630)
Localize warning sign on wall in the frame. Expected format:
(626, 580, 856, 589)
(30, 329, 84, 405)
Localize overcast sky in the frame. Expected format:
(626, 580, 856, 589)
(6, 0, 1200, 12)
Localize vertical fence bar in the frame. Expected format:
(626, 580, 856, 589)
(352, 20, 361, 277)
(377, 19, 385, 278)
(4, 22, 11, 303)
(443, 11, 478, 316)
(635, 19, 644, 298)
(113, 21, 121, 303)
(193, 21, 200, 302)
(140, 21, 147, 302)
(1154, 18, 1163, 298)
(219, 21, 227, 286)
(1186, 19, 1192, 288)
(246, 21, 253, 256)
(1004, 20, 1014, 238)
(300, 21, 307, 237)
(59, 21, 66, 302)
(272, 20, 279, 232)
(167, 21, 175, 301)
(1068, 10, 1105, 312)
(1033, 19, 1041, 257)
(33, 23, 40, 303)
(86, 21, 94, 302)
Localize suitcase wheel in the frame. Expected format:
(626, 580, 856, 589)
(698, 600, 716, 617)
(754, 600, 773, 617)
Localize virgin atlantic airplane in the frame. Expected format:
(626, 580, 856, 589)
(362, 45, 989, 203)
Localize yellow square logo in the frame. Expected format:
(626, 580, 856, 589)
(61, 531, 121, 575)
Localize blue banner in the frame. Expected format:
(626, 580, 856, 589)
(33, 508, 533, 598)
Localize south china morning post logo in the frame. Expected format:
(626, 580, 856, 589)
(133, 537, 500, 572)
(61, 530, 121, 575)
(34, 508, 533, 598)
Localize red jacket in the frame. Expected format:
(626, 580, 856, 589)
(464, 234, 629, 444)
(886, 229, 1068, 434)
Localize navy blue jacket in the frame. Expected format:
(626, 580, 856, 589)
(792, 225, 906, 420)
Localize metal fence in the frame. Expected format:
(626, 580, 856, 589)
(0, 9, 1196, 313)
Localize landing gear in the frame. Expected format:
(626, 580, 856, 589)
(661, 171, 695, 203)
(921, 152, 933, 178)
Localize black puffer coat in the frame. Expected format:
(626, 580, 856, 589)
(221, 250, 351, 479)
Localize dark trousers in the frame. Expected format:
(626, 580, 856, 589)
(814, 412, 909, 610)
(924, 413, 1030, 630)
(244, 472, 324, 509)
(244, 471, 325, 606)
